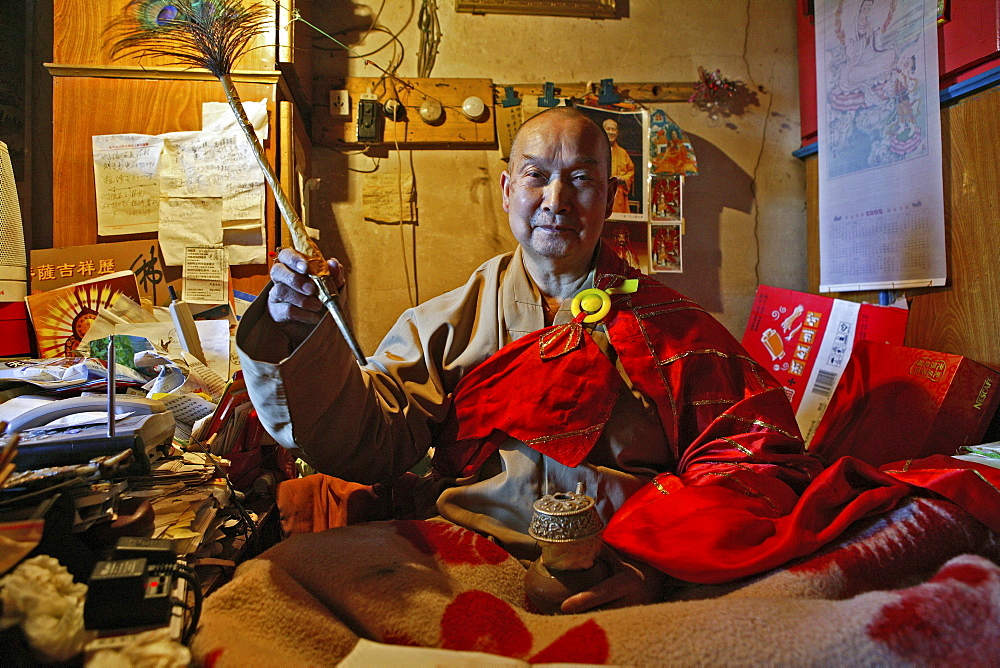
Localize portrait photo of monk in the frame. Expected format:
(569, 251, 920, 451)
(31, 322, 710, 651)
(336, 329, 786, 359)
(576, 105, 648, 221)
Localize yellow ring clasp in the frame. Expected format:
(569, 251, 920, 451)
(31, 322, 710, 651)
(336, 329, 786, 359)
(571, 288, 612, 323)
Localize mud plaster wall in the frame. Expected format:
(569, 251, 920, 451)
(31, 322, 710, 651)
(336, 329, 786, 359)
(309, 0, 808, 353)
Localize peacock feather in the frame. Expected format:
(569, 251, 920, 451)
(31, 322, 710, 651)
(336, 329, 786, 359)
(104, 0, 368, 363)
(106, 0, 271, 77)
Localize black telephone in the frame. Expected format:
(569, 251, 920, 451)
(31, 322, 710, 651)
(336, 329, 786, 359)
(6, 396, 175, 475)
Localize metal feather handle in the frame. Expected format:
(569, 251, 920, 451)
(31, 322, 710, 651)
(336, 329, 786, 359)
(219, 76, 366, 364)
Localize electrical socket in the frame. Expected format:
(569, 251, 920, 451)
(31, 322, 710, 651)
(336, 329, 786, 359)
(330, 90, 350, 118)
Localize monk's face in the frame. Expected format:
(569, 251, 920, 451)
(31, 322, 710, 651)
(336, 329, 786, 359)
(602, 118, 619, 144)
(501, 113, 615, 269)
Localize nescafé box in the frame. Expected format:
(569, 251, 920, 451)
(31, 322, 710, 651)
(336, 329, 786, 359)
(808, 340, 1000, 468)
(741, 286, 909, 445)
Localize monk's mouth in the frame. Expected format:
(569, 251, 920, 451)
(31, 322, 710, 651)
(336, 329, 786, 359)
(533, 224, 577, 233)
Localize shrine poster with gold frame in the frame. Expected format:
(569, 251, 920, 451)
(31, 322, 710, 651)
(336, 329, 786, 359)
(649, 222, 682, 273)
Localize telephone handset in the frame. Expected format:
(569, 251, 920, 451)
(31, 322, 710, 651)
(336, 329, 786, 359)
(4, 396, 167, 434)
(7, 396, 175, 476)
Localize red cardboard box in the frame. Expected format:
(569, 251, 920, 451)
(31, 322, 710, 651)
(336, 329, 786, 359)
(0, 301, 31, 357)
(741, 286, 908, 445)
(808, 341, 1000, 468)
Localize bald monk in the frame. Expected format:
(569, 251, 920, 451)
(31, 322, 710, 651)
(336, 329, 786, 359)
(236, 107, 827, 613)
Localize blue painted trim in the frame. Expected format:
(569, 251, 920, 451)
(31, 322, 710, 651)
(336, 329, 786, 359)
(793, 142, 818, 159)
(793, 62, 1000, 160)
(940, 64, 1000, 104)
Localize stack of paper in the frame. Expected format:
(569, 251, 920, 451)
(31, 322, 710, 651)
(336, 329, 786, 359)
(145, 481, 229, 556)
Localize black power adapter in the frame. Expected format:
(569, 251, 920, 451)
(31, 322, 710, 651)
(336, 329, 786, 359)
(84, 558, 174, 630)
(83, 538, 179, 631)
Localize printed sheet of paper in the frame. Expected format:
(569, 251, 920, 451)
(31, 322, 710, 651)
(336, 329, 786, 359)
(815, 0, 946, 291)
(183, 246, 228, 304)
(93, 134, 164, 236)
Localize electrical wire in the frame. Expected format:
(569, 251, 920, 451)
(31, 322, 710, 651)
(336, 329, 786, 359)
(358, 0, 389, 47)
(186, 434, 260, 556)
(297, 0, 413, 61)
(289, 5, 448, 110)
(417, 0, 442, 78)
(346, 155, 381, 173)
(278, 0, 432, 305)
(150, 562, 202, 645)
(313, 24, 406, 63)
(389, 96, 417, 307)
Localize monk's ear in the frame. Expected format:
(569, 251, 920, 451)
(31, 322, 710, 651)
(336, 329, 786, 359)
(500, 171, 512, 213)
(605, 177, 618, 219)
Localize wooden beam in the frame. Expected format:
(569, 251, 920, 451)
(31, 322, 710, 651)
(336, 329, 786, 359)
(45, 63, 280, 85)
(496, 81, 697, 104)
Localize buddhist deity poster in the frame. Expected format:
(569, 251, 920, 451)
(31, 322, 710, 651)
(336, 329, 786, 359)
(815, 0, 945, 291)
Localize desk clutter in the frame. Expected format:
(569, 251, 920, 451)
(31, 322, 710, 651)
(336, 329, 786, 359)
(0, 269, 288, 664)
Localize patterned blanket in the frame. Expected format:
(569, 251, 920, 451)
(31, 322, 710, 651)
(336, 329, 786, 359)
(191, 497, 1000, 666)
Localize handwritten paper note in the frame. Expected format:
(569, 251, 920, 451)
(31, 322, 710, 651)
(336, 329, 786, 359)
(93, 134, 164, 236)
(158, 196, 223, 266)
(92, 99, 269, 266)
(363, 172, 414, 223)
(157, 126, 266, 265)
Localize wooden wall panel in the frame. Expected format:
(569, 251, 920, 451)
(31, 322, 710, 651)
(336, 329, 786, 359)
(807, 86, 1000, 370)
(51, 76, 278, 295)
(904, 87, 1000, 368)
(53, 0, 275, 70)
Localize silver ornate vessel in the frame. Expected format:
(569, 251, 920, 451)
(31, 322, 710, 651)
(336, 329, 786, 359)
(525, 490, 610, 614)
(528, 491, 604, 543)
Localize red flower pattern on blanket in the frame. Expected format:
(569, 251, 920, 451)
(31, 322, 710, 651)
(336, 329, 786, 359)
(391, 521, 611, 663)
(867, 556, 1000, 664)
(438, 590, 610, 663)
(392, 519, 510, 565)
(192, 503, 1000, 667)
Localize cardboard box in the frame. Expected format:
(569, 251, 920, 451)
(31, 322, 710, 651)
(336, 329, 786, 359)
(0, 301, 31, 357)
(741, 286, 909, 445)
(808, 341, 1000, 468)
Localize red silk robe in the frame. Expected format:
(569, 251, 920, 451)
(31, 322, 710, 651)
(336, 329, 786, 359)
(431, 246, 1000, 583)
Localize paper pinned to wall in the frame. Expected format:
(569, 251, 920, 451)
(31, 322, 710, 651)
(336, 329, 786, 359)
(222, 226, 266, 264)
(202, 100, 268, 227)
(93, 134, 164, 236)
(183, 246, 228, 304)
(92, 99, 269, 267)
(363, 171, 414, 223)
(159, 197, 223, 266)
(202, 99, 269, 141)
(158, 124, 266, 266)
(160, 130, 227, 197)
